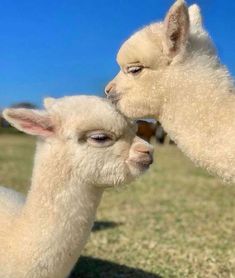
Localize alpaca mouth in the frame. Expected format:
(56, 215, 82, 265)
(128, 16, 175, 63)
(107, 92, 122, 104)
(128, 157, 153, 171)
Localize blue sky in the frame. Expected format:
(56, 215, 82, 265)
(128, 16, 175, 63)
(0, 0, 234, 108)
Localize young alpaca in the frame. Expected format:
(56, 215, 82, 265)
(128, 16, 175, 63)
(0, 96, 153, 278)
(105, 0, 235, 182)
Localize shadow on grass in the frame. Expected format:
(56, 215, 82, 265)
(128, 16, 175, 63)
(92, 221, 122, 232)
(69, 221, 161, 277)
(70, 256, 162, 278)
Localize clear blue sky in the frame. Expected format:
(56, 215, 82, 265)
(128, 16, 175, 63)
(0, 0, 234, 108)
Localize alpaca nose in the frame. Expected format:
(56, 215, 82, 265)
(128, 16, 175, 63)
(133, 137, 154, 164)
(127, 137, 154, 171)
(105, 82, 116, 96)
(134, 142, 154, 163)
(133, 137, 154, 154)
(135, 144, 154, 157)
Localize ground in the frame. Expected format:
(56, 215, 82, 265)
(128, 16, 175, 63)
(0, 134, 235, 278)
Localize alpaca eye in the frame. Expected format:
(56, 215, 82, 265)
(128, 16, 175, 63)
(127, 66, 143, 75)
(90, 134, 110, 142)
(87, 132, 114, 147)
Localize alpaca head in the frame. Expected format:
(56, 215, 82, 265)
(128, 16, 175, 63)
(105, 0, 216, 119)
(3, 96, 153, 188)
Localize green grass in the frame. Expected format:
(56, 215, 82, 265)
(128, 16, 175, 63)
(0, 126, 22, 134)
(1, 134, 235, 278)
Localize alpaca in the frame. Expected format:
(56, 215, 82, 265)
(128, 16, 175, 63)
(105, 0, 235, 182)
(0, 96, 153, 278)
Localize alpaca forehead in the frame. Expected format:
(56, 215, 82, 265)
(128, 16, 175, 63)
(117, 24, 164, 67)
(51, 96, 119, 118)
(70, 112, 129, 135)
(51, 96, 129, 135)
(52, 95, 109, 109)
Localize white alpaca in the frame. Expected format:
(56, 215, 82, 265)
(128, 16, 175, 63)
(0, 96, 153, 278)
(105, 0, 235, 182)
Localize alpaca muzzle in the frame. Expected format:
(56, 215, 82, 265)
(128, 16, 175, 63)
(105, 82, 121, 104)
(127, 137, 154, 171)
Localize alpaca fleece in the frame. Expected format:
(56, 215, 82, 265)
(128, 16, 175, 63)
(0, 96, 153, 278)
(106, 1, 235, 183)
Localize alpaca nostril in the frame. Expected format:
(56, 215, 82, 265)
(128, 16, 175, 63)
(105, 87, 110, 96)
(139, 149, 151, 155)
(105, 82, 115, 96)
(135, 145, 154, 156)
(135, 147, 154, 164)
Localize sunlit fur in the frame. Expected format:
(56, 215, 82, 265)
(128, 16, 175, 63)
(0, 96, 153, 278)
(107, 0, 235, 182)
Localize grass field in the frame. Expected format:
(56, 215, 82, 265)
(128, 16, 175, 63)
(0, 134, 235, 278)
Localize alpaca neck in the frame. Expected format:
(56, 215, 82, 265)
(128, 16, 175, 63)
(159, 57, 235, 181)
(15, 141, 104, 278)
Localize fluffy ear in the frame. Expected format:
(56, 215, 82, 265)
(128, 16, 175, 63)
(44, 97, 56, 110)
(3, 108, 54, 138)
(163, 0, 190, 57)
(189, 4, 203, 31)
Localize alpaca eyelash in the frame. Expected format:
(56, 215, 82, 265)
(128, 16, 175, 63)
(126, 65, 144, 75)
(90, 133, 111, 142)
(85, 131, 116, 147)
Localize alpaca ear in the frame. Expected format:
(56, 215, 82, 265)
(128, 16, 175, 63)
(189, 4, 203, 31)
(3, 108, 54, 137)
(163, 0, 190, 57)
(44, 97, 56, 110)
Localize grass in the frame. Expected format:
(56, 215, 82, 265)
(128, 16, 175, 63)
(0, 134, 235, 278)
